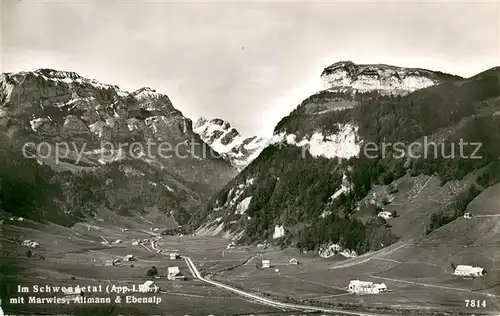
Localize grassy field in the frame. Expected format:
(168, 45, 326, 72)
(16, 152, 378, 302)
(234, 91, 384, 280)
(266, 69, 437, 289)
(2, 180, 500, 316)
(0, 216, 280, 315)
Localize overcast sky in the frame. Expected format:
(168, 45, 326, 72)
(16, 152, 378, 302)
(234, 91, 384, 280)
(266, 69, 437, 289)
(2, 1, 499, 136)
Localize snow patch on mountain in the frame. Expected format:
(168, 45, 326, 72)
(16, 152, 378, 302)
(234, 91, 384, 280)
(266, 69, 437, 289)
(30, 118, 51, 132)
(272, 225, 285, 239)
(194, 118, 244, 153)
(235, 196, 252, 215)
(331, 173, 352, 200)
(132, 87, 163, 100)
(273, 123, 360, 160)
(225, 177, 255, 207)
(89, 121, 107, 138)
(32, 69, 129, 97)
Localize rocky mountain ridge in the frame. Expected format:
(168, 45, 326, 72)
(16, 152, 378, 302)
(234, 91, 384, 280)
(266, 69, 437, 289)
(193, 117, 269, 170)
(0, 68, 236, 226)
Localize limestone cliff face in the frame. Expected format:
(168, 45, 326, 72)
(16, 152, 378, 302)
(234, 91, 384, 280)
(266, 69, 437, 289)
(0, 68, 236, 189)
(321, 61, 462, 95)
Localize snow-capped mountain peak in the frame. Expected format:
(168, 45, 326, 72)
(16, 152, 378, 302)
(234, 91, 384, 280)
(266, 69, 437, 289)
(193, 117, 269, 170)
(131, 87, 164, 100)
(35, 68, 82, 81)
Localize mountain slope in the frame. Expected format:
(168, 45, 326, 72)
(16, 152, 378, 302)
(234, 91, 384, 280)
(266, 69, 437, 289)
(193, 117, 269, 170)
(192, 63, 500, 257)
(0, 69, 237, 225)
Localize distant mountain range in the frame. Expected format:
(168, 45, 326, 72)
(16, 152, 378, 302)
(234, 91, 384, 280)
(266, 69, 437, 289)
(3, 62, 500, 263)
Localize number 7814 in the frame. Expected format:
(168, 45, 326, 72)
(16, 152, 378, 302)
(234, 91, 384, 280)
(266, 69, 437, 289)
(465, 300, 486, 308)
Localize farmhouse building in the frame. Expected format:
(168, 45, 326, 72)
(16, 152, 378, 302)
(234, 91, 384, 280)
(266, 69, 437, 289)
(289, 258, 299, 265)
(261, 259, 270, 268)
(169, 253, 180, 260)
(22, 240, 39, 248)
(348, 280, 388, 294)
(377, 211, 393, 220)
(63, 288, 83, 302)
(257, 242, 268, 249)
(140, 280, 155, 292)
(124, 254, 135, 261)
(454, 265, 485, 277)
(167, 266, 185, 280)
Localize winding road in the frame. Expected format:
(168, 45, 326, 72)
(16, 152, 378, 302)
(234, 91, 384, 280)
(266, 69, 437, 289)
(181, 255, 383, 315)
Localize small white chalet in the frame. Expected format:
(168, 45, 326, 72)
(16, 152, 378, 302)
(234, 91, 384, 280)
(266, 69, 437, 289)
(140, 280, 155, 292)
(378, 211, 393, 220)
(167, 266, 185, 280)
(289, 258, 299, 265)
(463, 212, 473, 219)
(124, 254, 135, 261)
(169, 253, 180, 260)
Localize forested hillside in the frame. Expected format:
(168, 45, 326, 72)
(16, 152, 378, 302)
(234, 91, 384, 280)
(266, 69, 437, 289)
(0, 134, 203, 227)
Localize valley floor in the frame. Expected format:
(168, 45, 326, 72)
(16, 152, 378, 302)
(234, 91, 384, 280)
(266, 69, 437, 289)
(1, 209, 499, 315)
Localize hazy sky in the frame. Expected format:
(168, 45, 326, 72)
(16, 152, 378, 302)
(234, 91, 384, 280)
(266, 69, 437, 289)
(2, 1, 499, 136)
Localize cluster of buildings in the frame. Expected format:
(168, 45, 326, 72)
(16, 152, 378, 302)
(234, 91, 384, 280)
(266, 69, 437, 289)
(132, 238, 151, 246)
(348, 280, 388, 294)
(454, 265, 485, 278)
(344, 264, 485, 295)
(100, 237, 123, 245)
(463, 212, 474, 219)
(318, 243, 357, 259)
(258, 258, 299, 269)
(21, 240, 40, 248)
(104, 254, 135, 266)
